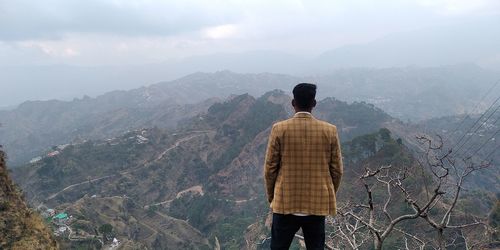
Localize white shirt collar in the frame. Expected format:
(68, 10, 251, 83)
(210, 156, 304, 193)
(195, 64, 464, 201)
(294, 111, 313, 118)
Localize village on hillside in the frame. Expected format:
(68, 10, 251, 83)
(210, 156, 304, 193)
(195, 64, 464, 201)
(28, 129, 150, 165)
(26, 129, 154, 249)
(37, 203, 122, 249)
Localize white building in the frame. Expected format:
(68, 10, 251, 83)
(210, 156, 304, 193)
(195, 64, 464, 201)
(47, 151, 60, 157)
(111, 238, 120, 248)
(29, 156, 42, 164)
(136, 135, 149, 144)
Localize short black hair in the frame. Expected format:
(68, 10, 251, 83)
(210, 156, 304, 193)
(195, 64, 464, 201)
(293, 83, 317, 109)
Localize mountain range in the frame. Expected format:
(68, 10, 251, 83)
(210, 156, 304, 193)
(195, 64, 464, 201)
(9, 90, 498, 249)
(2, 65, 499, 166)
(1, 16, 499, 108)
(10, 91, 398, 249)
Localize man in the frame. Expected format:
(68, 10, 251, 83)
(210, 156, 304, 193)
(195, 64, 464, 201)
(264, 83, 343, 250)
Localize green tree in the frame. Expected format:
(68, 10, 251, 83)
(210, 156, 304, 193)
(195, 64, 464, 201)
(98, 223, 114, 241)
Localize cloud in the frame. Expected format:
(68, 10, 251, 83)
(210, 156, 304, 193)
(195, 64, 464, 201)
(415, 0, 500, 15)
(0, 0, 498, 66)
(0, 0, 238, 41)
(203, 24, 239, 40)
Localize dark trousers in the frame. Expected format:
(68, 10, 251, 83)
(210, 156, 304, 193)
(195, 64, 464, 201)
(271, 213, 325, 250)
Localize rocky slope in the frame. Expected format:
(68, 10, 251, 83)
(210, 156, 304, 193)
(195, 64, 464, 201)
(0, 149, 58, 250)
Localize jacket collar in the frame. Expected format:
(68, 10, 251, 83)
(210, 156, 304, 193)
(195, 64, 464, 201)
(293, 112, 313, 119)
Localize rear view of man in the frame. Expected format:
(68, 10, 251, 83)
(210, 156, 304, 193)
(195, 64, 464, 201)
(264, 83, 343, 249)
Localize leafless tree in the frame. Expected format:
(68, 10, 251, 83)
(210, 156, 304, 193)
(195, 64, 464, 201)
(326, 203, 371, 249)
(327, 134, 494, 250)
(414, 135, 492, 249)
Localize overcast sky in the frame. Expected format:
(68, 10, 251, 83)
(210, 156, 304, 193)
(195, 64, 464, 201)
(1, 0, 499, 66)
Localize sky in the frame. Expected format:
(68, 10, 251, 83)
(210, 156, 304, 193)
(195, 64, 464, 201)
(1, 0, 500, 66)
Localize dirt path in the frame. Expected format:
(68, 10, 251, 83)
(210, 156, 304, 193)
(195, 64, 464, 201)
(152, 210, 205, 236)
(235, 197, 257, 204)
(144, 185, 204, 209)
(139, 220, 159, 242)
(67, 225, 102, 243)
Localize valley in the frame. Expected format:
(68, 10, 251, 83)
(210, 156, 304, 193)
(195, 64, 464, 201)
(6, 90, 498, 249)
(2, 2, 499, 249)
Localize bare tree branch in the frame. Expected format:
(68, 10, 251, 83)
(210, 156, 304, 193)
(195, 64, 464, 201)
(328, 133, 494, 249)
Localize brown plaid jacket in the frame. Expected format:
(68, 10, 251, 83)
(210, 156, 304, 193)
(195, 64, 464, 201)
(264, 112, 343, 216)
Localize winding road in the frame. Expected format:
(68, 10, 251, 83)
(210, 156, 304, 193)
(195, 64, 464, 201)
(46, 131, 211, 201)
(144, 185, 204, 209)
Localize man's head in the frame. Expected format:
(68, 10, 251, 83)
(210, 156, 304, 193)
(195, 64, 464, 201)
(292, 83, 317, 112)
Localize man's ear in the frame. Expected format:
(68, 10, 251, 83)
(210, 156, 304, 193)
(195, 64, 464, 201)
(292, 99, 296, 108)
(312, 99, 317, 108)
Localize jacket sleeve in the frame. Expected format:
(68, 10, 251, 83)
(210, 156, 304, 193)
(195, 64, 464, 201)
(329, 127, 343, 193)
(264, 124, 281, 203)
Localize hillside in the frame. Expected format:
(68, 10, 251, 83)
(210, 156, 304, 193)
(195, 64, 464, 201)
(12, 91, 395, 249)
(11, 90, 496, 248)
(0, 95, 216, 167)
(2, 66, 498, 166)
(56, 195, 211, 249)
(313, 64, 499, 120)
(0, 149, 58, 250)
(417, 113, 500, 192)
(13, 90, 391, 203)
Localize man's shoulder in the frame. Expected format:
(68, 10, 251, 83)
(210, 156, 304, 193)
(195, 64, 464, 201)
(272, 117, 337, 131)
(271, 118, 292, 130)
(313, 118, 338, 131)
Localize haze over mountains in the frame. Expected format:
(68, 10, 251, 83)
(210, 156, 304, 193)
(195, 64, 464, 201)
(2, 65, 499, 167)
(1, 16, 499, 108)
(2, 62, 499, 249)
(1, 1, 500, 248)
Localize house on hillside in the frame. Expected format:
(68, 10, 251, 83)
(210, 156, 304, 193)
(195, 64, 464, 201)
(57, 226, 67, 234)
(106, 137, 120, 146)
(47, 151, 60, 157)
(53, 212, 69, 224)
(136, 135, 149, 144)
(47, 209, 56, 217)
(29, 156, 42, 164)
(54, 226, 68, 237)
(40, 208, 55, 218)
(57, 144, 70, 150)
(111, 238, 120, 248)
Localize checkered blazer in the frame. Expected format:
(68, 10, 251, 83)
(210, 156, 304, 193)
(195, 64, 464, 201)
(264, 112, 343, 216)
